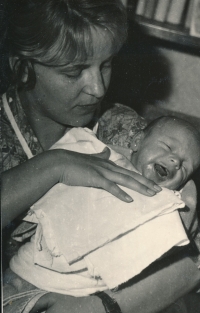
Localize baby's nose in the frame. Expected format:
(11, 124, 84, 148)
(170, 156, 181, 170)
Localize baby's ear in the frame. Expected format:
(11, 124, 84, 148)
(130, 131, 145, 152)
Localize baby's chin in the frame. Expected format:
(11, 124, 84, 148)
(149, 176, 173, 189)
(142, 168, 180, 190)
(149, 176, 180, 190)
(157, 180, 178, 190)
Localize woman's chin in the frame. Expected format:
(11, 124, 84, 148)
(65, 115, 95, 128)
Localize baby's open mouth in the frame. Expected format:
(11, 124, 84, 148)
(154, 164, 169, 178)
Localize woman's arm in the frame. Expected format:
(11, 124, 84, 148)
(30, 256, 200, 313)
(2, 150, 64, 228)
(107, 256, 200, 313)
(2, 148, 161, 228)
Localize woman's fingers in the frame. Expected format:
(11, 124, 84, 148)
(97, 168, 160, 198)
(123, 170, 162, 193)
(89, 150, 161, 194)
(99, 179, 134, 203)
(91, 159, 161, 194)
(60, 150, 161, 201)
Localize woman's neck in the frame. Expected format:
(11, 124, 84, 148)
(19, 90, 68, 150)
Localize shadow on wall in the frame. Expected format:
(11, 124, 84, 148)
(105, 21, 172, 115)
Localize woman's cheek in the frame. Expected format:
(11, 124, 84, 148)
(105, 69, 112, 88)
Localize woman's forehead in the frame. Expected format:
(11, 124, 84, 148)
(43, 26, 116, 66)
(76, 27, 115, 62)
(90, 27, 114, 53)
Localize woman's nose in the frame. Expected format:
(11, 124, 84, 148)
(83, 70, 106, 99)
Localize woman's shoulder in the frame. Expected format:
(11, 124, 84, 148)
(97, 103, 147, 148)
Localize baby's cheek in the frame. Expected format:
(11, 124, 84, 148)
(159, 178, 180, 190)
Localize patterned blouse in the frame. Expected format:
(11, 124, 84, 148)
(1, 87, 43, 172)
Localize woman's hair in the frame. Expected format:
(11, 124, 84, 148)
(5, 0, 127, 89)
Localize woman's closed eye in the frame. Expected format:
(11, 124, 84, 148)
(62, 68, 83, 79)
(100, 60, 112, 73)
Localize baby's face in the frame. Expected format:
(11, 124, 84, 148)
(131, 123, 200, 190)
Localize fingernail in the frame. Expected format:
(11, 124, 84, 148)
(147, 189, 156, 196)
(125, 195, 133, 202)
(154, 185, 162, 191)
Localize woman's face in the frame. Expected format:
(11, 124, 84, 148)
(27, 29, 114, 127)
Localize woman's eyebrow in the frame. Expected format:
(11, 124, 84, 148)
(102, 55, 116, 62)
(73, 54, 115, 67)
(58, 55, 115, 72)
(66, 64, 88, 70)
(56, 64, 89, 73)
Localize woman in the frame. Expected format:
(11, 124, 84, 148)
(2, 1, 200, 312)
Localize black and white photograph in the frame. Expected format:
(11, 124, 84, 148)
(1, 0, 200, 312)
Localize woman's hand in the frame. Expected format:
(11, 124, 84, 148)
(2, 148, 161, 228)
(59, 148, 161, 203)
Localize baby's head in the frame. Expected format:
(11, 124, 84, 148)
(130, 116, 200, 190)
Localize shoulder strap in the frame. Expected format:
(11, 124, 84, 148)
(94, 292, 122, 313)
(2, 93, 33, 159)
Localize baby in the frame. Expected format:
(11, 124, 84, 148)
(9, 116, 200, 296)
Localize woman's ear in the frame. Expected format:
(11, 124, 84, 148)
(9, 56, 28, 83)
(130, 131, 145, 152)
(9, 56, 18, 70)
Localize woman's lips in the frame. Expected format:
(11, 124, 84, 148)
(77, 102, 100, 111)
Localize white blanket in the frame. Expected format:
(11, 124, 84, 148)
(23, 128, 188, 291)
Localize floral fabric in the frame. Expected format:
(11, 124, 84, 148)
(98, 103, 147, 148)
(1, 86, 43, 172)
